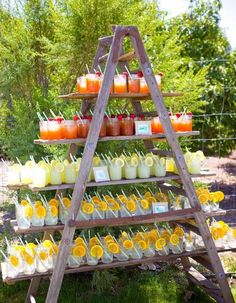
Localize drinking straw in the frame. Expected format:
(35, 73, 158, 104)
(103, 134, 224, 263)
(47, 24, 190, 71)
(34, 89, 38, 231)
(0, 250, 8, 260)
(89, 110, 94, 116)
(135, 188, 142, 198)
(108, 191, 114, 199)
(86, 64, 90, 74)
(148, 187, 155, 196)
(1, 159, 9, 168)
(76, 111, 82, 121)
(104, 112, 111, 120)
(69, 153, 75, 162)
(50, 235, 56, 245)
(125, 66, 132, 79)
(59, 111, 65, 119)
(37, 112, 44, 121)
(116, 67, 119, 75)
(35, 238, 40, 245)
(49, 109, 57, 118)
(42, 112, 49, 121)
(58, 195, 66, 209)
(82, 236, 89, 250)
(15, 157, 22, 166)
(93, 69, 96, 73)
(96, 233, 103, 246)
(26, 194, 33, 205)
(98, 65, 103, 75)
(129, 228, 135, 236)
(29, 155, 36, 163)
(5, 237, 11, 249)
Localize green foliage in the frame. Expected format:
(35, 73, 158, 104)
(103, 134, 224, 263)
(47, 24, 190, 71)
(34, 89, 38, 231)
(0, 266, 218, 302)
(0, 0, 235, 161)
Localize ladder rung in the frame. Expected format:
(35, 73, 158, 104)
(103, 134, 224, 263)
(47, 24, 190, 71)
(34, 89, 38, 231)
(68, 208, 199, 228)
(98, 51, 136, 63)
(185, 266, 224, 303)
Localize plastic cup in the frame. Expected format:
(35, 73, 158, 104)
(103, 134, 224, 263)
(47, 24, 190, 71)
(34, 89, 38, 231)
(114, 74, 127, 93)
(15, 204, 31, 229)
(128, 75, 140, 93)
(106, 117, 120, 136)
(140, 78, 149, 93)
(151, 117, 163, 134)
(137, 161, 150, 178)
(61, 120, 78, 139)
(47, 120, 61, 140)
(108, 163, 122, 181)
(39, 121, 49, 140)
(124, 163, 137, 179)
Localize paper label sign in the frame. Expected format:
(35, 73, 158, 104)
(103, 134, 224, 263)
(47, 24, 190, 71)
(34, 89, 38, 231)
(93, 166, 110, 182)
(135, 121, 152, 135)
(152, 202, 168, 214)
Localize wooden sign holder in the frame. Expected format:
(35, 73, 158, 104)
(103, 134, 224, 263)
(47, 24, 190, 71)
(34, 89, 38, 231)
(2, 26, 234, 303)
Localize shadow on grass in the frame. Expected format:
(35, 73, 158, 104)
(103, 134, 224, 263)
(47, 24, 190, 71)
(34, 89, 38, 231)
(0, 267, 218, 303)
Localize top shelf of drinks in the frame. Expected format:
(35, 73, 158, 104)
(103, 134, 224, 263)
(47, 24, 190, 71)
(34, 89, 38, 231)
(39, 111, 193, 141)
(76, 70, 163, 95)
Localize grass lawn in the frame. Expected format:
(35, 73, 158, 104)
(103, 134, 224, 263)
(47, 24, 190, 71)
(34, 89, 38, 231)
(0, 266, 225, 303)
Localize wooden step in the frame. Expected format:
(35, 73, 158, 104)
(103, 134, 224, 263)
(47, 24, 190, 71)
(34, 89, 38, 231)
(98, 51, 136, 63)
(185, 266, 224, 303)
(10, 209, 236, 235)
(2, 246, 235, 284)
(58, 92, 183, 100)
(34, 131, 200, 146)
(7, 171, 215, 192)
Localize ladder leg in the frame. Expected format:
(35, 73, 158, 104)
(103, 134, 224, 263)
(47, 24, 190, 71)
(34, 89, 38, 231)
(25, 143, 79, 303)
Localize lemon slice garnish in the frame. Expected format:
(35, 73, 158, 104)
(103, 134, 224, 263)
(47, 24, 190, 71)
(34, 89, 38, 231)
(144, 156, 154, 167)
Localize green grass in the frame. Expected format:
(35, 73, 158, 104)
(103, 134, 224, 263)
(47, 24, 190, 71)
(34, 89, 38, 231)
(0, 266, 220, 303)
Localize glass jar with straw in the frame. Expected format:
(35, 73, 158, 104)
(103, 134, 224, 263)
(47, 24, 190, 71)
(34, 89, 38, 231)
(15, 199, 32, 229)
(31, 200, 46, 227)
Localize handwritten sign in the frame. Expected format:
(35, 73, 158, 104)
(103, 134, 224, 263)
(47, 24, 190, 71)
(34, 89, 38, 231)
(152, 202, 168, 214)
(93, 166, 110, 182)
(135, 121, 152, 135)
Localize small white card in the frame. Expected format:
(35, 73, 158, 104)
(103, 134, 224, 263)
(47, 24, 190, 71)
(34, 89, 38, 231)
(93, 166, 110, 182)
(135, 121, 152, 135)
(152, 202, 168, 214)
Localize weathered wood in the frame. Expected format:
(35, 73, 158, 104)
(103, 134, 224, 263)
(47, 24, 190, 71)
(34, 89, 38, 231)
(58, 92, 183, 99)
(7, 171, 215, 192)
(118, 51, 136, 62)
(129, 26, 234, 303)
(2, 245, 236, 284)
(45, 26, 126, 303)
(192, 255, 214, 272)
(34, 131, 200, 145)
(10, 208, 235, 235)
(25, 143, 79, 303)
(68, 207, 198, 228)
(185, 266, 225, 303)
(10, 220, 64, 235)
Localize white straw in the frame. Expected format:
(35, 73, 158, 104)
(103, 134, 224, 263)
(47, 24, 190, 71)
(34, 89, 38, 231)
(15, 157, 22, 165)
(86, 64, 90, 74)
(42, 112, 49, 121)
(98, 65, 103, 75)
(125, 66, 132, 79)
(50, 109, 57, 118)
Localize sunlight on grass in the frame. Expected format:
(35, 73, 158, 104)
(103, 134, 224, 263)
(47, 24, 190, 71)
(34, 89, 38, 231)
(0, 267, 218, 303)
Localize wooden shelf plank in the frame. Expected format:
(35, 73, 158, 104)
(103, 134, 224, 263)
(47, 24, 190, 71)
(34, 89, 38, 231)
(58, 92, 183, 100)
(34, 131, 200, 145)
(10, 208, 235, 235)
(184, 266, 224, 303)
(2, 245, 235, 284)
(7, 171, 215, 192)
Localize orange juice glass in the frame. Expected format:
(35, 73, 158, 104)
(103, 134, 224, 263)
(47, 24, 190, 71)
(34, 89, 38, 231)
(39, 121, 49, 140)
(140, 78, 149, 93)
(86, 74, 100, 93)
(78, 76, 88, 93)
(78, 118, 90, 138)
(170, 116, 180, 132)
(180, 113, 192, 132)
(48, 120, 62, 140)
(151, 117, 163, 133)
(128, 75, 140, 93)
(61, 120, 78, 139)
(114, 75, 127, 93)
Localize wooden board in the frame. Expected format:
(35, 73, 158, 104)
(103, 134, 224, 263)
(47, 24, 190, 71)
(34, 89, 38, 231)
(34, 131, 200, 145)
(10, 209, 236, 235)
(185, 266, 224, 303)
(2, 245, 236, 284)
(7, 171, 216, 192)
(58, 92, 183, 100)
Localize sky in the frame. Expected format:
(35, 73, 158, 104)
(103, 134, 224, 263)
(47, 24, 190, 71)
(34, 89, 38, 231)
(159, 0, 236, 49)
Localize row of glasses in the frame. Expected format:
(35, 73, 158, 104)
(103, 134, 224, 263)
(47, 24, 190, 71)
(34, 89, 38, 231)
(76, 71, 163, 94)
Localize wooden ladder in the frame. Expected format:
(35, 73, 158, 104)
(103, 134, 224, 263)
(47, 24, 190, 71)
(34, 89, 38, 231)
(25, 26, 235, 303)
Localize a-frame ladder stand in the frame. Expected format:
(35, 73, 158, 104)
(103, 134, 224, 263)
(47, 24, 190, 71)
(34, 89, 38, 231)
(24, 26, 234, 303)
